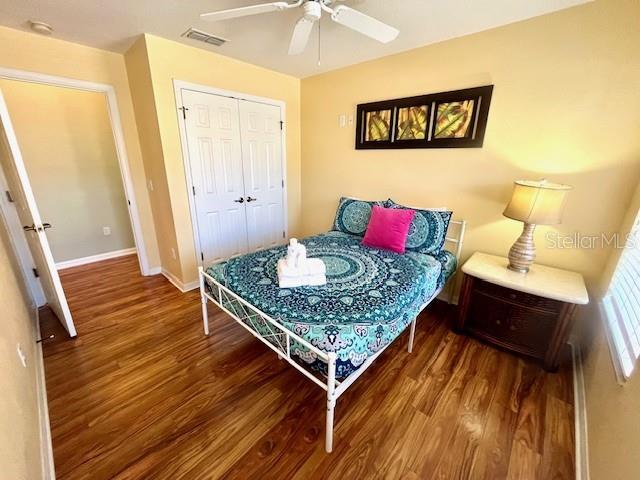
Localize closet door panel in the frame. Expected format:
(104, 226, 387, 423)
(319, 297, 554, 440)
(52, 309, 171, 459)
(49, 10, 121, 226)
(238, 100, 285, 253)
(182, 90, 248, 264)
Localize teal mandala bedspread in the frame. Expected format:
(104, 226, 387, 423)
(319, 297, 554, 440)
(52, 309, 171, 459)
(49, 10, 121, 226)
(205, 231, 456, 378)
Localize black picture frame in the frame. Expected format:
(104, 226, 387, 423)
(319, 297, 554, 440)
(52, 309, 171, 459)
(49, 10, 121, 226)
(355, 85, 493, 150)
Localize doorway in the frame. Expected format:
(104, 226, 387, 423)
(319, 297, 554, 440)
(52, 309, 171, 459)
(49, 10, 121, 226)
(175, 82, 288, 267)
(0, 68, 150, 337)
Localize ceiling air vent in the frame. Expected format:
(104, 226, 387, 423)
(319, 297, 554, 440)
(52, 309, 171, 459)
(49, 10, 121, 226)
(181, 28, 228, 47)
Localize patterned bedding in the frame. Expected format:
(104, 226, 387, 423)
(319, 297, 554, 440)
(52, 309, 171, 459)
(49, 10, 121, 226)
(205, 231, 456, 378)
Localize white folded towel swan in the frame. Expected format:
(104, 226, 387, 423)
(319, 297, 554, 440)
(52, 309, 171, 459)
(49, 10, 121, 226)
(277, 238, 326, 288)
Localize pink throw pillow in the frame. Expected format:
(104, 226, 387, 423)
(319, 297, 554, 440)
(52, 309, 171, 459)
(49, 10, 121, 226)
(362, 205, 415, 254)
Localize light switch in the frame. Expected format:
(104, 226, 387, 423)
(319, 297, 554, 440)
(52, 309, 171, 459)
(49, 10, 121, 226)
(103, 226, 111, 236)
(17, 344, 27, 368)
(339, 114, 346, 128)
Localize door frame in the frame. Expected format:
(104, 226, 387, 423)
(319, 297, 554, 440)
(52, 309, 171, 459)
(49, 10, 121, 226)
(173, 79, 289, 268)
(0, 66, 152, 276)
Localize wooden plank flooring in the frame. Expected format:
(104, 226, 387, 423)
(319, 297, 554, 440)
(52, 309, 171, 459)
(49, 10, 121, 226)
(40, 254, 575, 479)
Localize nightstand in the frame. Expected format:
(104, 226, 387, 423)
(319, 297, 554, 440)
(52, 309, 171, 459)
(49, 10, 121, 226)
(456, 252, 589, 371)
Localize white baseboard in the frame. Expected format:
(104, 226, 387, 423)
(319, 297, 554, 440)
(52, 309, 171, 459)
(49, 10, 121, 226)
(161, 268, 199, 293)
(56, 247, 136, 270)
(34, 307, 55, 480)
(146, 266, 162, 275)
(569, 338, 590, 480)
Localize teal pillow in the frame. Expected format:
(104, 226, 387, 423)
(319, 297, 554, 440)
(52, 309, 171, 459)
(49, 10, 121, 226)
(388, 201, 452, 254)
(332, 197, 387, 236)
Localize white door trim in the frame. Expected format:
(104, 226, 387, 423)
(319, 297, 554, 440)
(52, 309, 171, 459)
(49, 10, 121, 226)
(0, 66, 151, 276)
(172, 79, 289, 268)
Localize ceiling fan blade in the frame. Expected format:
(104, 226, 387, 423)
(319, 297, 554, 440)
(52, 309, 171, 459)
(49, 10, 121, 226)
(288, 17, 314, 55)
(330, 5, 399, 43)
(200, 1, 290, 22)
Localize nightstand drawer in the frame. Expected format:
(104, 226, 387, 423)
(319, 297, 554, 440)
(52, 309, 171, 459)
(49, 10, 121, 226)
(467, 291, 556, 355)
(474, 279, 563, 313)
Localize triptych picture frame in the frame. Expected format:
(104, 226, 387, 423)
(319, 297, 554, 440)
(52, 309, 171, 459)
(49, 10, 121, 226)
(355, 85, 494, 150)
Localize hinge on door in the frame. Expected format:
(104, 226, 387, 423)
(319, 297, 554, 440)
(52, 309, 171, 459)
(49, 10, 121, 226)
(5, 190, 14, 203)
(179, 106, 189, 120)
(281, 179, 284, 188)
(282, 231, 285, 239)
(201, 252, 204, 261)
(192, 186, 196, 196)
(280, 120, 284, 130)
(127, 199, 131, 206)
(32, 268, 39, 278)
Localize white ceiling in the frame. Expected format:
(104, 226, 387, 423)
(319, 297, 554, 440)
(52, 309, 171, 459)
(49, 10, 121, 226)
(0, 0, 589, 78)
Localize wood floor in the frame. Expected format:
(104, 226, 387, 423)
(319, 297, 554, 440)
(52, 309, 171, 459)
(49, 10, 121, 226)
(40, 254, 575, 479)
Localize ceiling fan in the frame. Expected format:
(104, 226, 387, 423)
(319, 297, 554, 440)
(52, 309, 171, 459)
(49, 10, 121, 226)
(200, 0, 399, 55)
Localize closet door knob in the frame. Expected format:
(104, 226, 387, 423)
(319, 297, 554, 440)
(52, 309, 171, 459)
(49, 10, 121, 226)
(246, 196, 257, 202)
(233, 197, 245, 203)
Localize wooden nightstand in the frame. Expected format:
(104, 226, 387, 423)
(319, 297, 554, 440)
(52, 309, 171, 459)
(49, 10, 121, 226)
(456, 252, 589, 371)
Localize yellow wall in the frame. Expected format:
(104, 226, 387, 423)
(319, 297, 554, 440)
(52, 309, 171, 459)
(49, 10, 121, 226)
(0, 133, 43, 478)
(582, 309, 640, 479)
(125, 37, 182, 276)
(580, 178, 640, 480)
(300, 0, 640, 289)
(0, 80, 134, 262)
(0, 26, 160, 269)
(125, 34, 302, 285)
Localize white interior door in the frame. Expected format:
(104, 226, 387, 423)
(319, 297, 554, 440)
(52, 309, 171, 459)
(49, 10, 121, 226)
(238, 100, 285, 253)
(181, 89, 249, 265)
(0, 91, 76, 336)
(0, 162, 46, 307)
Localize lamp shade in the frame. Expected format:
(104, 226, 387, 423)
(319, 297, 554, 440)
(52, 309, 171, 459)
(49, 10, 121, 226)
(503, 179, 572, 225)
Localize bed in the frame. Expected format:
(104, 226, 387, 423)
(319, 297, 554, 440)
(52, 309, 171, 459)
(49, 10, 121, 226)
(198, 216, 465, 453)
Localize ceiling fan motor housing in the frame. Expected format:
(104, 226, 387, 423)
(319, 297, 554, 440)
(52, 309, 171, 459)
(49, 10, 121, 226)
(303, 1, 322, 22)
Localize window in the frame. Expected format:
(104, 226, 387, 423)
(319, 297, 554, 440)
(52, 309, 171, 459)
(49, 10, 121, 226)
(602, 212, 640, 379)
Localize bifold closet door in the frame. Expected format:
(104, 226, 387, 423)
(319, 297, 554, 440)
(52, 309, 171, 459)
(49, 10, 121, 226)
(238, 100, 285, 253)
(182, 90, 249, 264)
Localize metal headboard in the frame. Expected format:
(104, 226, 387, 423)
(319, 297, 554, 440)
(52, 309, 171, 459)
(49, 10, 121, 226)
(445, 219, 467, 262)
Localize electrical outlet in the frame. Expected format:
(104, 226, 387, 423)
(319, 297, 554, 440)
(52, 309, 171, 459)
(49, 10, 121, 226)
(171, 248, 177, 260)
(103, 226, 111, 236)
(17, 344, 27, 368)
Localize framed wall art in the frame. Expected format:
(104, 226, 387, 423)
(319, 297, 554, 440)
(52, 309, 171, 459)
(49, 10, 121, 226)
(355, 85, 493, 150)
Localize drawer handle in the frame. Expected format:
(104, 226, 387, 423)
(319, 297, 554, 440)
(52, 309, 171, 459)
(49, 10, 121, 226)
(496, 320, 501, 325)
(509, 293, 517, 300)
(509, 325, 516, 331)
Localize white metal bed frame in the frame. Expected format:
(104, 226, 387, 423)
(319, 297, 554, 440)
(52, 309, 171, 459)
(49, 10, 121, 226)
(198, 220, 466, 453)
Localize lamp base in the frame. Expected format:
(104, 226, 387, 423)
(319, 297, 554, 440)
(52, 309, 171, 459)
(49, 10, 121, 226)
(508, 223, 536, 273)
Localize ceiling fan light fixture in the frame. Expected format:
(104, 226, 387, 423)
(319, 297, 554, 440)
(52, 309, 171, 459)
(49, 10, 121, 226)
(302, 1, 322, 21)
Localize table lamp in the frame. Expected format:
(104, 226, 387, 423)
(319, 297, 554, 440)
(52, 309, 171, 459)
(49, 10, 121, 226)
(503, 179, 572, 273)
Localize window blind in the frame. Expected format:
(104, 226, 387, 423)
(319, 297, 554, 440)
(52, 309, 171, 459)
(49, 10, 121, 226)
(603, 213, 640, 379)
